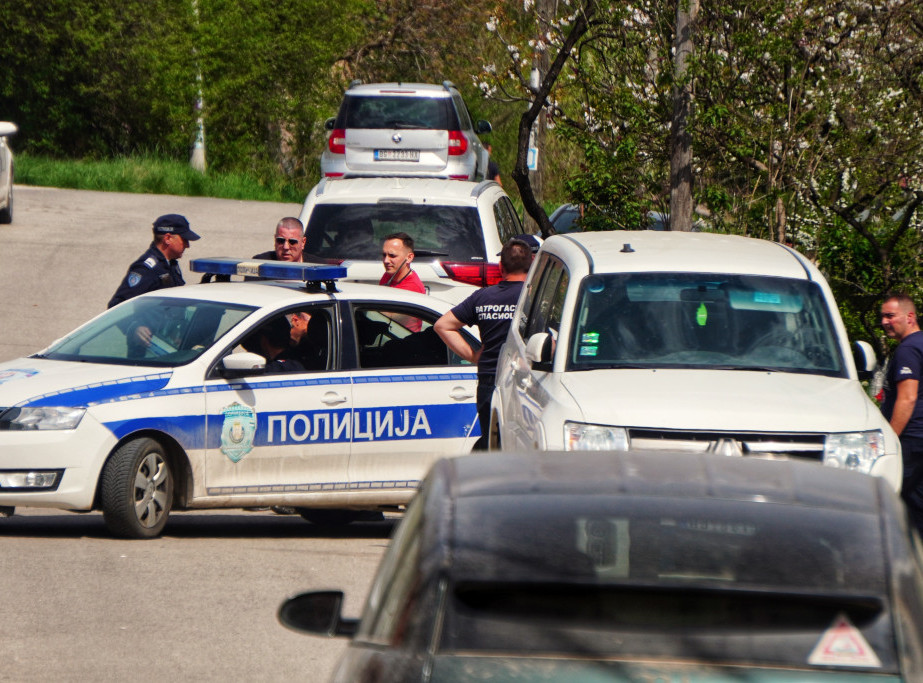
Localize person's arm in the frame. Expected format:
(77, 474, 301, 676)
(891, 378, 919, 436)
(435, 311, 479, 365)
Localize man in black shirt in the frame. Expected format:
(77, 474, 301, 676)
(435, 237, 534, 449)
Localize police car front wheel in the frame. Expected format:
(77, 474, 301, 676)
(101, 438, 174, 539)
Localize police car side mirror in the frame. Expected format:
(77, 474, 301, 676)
(853, 340, 877, 381)
(324, 117, 336, 131)
(219, 351, 267, 378)
(525, 332, 553, 369)
(278, 590, 358, 639)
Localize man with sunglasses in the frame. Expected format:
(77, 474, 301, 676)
(253, 217, 306, 262)
(108, 213, 200, 308)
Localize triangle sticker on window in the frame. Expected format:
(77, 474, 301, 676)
(807, 612, 882, 668)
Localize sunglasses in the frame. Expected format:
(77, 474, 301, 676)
(275, 237, 301, 246)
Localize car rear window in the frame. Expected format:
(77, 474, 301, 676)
(335, 94, 459, 130)
(442, 494, 897, 671)
(304, 203, 486, 261)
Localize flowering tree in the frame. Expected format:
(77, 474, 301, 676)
(480, 0, 923, 348)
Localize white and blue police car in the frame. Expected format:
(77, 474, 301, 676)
(0, 259, 480, 538)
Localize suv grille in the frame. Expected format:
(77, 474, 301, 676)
(627, 428, 826, 461)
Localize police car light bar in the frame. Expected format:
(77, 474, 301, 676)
(190, 258, 347, 282)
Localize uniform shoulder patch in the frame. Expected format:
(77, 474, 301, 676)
(127, 272, 143, 288)
(143, 257, 157, 269)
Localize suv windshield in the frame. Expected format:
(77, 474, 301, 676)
(305, 203, 486, 261)
(568, 273, 845, 376)
(40, 297, 255, 367)
(335, 94, 458, 130)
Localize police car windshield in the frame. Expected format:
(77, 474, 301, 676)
(40, 297, 256, 367)
(569, 273, 846, 376)
(305, 203, 485, 261)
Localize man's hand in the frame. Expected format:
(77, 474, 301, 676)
(891, 378, 919, 436)
(435, 311, 477, 364)
(134, 325, 153, 346)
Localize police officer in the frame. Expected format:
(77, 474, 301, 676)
(108, 214, 200, 308)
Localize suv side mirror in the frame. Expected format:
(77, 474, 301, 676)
(324, 117, 336, 131)
(526, 332, 553, 367)
(475, 120, 492, 135)
(278, 590, 359, 638)
(853, 340, 877, 381)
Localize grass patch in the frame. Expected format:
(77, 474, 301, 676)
(15, 154, 308, 203)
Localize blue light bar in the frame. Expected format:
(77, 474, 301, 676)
(190, 258, 347, 282)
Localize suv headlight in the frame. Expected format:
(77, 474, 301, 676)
(0, 406, 86, 431)
(565, 422, 629, 451)
(824, 431, 884, 474)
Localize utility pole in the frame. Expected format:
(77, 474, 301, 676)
(669, 0, 699, 231)
(190, 0, 207, 173)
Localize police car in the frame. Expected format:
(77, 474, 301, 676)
(0, 259, 480, 538)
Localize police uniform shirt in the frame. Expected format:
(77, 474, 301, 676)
(108, 244, 185, 308)
(451, 280, 524, 375)
(882, 330, 923, 439)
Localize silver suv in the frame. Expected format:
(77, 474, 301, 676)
(298, 177, 525, 304)
(320, 81, 492, 181)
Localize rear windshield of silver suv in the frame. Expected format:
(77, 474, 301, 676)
(334, 95, 460, 130)
(304, 203, 486, 261)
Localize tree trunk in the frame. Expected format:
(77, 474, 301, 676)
(669, 0, 699, 231)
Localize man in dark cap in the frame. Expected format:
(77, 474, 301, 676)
(435, 237, 535, 450)
(108, 214, 200, 308)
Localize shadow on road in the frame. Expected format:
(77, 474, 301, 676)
(0, 509, 398, 540)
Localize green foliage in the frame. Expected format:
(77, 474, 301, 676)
(15, 153, 303, 202)
(0, 0, 198, 158)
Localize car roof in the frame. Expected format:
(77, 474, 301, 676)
(310, 176, 498, 205)
(544, 230, 812, 279)
(442, 450, 886, 514)
(137, 278, 459, 311)
(345, 82, 454, 97)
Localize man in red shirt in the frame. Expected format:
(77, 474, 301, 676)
(380, 232, 425, 293)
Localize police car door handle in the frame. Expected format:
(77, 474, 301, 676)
(321, 391, 348, 405)
(449, 386, 475, 401)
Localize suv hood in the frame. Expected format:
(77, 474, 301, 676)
(0, 358, 171, 408)
(560, 369, 877, 433)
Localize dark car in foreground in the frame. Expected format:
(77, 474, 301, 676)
(280, 451, 923, 682)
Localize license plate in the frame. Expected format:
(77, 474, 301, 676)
(375, 149, 420, 162)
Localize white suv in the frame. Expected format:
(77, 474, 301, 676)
(491, 230, 902, 490)
(320, 81, 492, 181)
(298, 177, 526, 304)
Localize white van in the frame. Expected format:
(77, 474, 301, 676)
(491, 231, 901, 490)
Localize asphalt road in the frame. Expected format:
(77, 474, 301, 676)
(0, 185, 389, 682)
(0, 185, 300, 362)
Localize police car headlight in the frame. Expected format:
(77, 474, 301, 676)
(823, 431, 884, 474)
(0, 406, 86, 431)
(565, 422, 629, 451)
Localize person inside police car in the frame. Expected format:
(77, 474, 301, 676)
(248, 315, 306, 374)
(108, 213, 200, 309)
